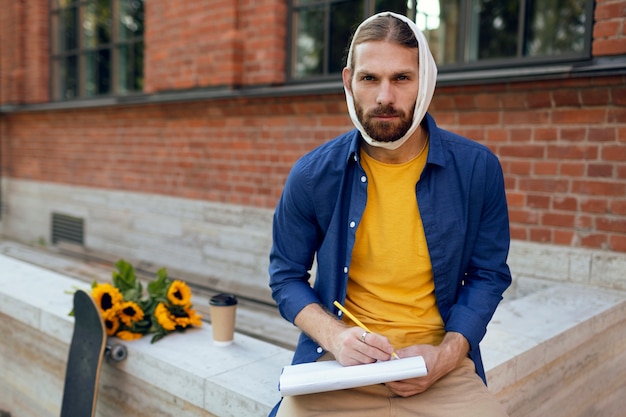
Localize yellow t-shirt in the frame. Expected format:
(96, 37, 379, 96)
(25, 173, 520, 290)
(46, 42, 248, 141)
(345, 143, 445, 348)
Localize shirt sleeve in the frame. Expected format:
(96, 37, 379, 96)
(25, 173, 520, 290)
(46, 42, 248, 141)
(444, 154, 512, 350)
(269, 157, 323, 324)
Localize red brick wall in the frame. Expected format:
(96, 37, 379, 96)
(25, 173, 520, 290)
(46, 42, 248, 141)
(431, 75, 626, 252)
(593, 0, 626, 56)
(0, 0, 50, 104)
(144, 0, 286, 93)
(2, 73, 626, 251)
(1, 94, 349, 208)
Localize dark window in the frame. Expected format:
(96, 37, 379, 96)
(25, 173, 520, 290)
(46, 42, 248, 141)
(50, 0, 145, 100)
(288, 0, 592, 79)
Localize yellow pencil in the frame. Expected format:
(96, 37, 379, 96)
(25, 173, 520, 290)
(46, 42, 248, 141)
(333, 300, 400, 360)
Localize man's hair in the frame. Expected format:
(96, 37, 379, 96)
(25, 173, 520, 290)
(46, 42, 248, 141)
(347, 14, 418, 70)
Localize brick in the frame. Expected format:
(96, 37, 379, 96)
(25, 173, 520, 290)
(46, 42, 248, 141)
(553, 196, 578, 211)
(501, 94, 528, 110)
(580, 88, 611, 106)
(534, 128, 558, 142)
(503, 110, 550, 125)
(530, 228, 552, 243)
(588, 127, 616, 142)
(593, 20, 621, 38)
(499, 145, 545, 158)
(554, 230, 574, 246)
(580, 233, 609, 249)
(534, 161, 559, 175)
(560, 162, 586, 177)
(519, 178, 569, 193)
(609, 235, 626, 252)
(453, 95, 477, 110)
(602, 145, 626, 161)
(527, 194, 551, 209)
(458, 111, 500, 125)
(572, 180, 626, 196)
(581, 198, 610, 214)
(508, 160, 532, 175)
(542, 212, 576, 227)
(553, 109, 607, 124)
(486, 128, 508, 142)
(475, 94, 501, 110)
(509, 208, 540, 225)
(509, 226, 528, 240)
(560, 127, 588, 142)
(430, 95, 455, 111)
(552, 90, 580, 107)
(526, 91, 552, 108)
(594, 1, 626, 21)
(588, 163, 614, 177)
(597, 217, 626, 233)
(614, 87, 626, 106)
(547, 145, 598, 159)
(593, 38, 626, 56)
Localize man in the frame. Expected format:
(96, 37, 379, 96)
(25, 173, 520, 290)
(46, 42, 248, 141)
(269, 11, 511, 417)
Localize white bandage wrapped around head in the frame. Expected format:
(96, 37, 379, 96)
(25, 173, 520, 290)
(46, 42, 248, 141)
(344, 11, 438, 150)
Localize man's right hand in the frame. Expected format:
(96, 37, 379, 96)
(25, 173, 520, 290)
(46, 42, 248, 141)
(294, 303, 395, 366)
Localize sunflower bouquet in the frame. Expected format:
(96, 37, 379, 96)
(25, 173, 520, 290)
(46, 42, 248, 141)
(89, 259, 202, 343)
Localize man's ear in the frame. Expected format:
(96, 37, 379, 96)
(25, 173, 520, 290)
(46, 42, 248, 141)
(342, 67, 353, 95)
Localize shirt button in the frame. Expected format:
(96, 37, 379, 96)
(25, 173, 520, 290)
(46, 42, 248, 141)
(360, 175, 367, 183)
(343, 266, 348, 273)
(337, 310, 343, 317)
(316, 346, 323, 354)
(349, 221, 356, 228)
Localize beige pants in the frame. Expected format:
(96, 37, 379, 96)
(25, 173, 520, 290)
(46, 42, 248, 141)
(276, 357, 509, 417)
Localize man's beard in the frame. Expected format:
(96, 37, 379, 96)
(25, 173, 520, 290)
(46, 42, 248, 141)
(355, 101, 415, 143)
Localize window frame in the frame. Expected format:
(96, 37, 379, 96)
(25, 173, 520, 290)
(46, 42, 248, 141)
(286, 0, 379, 83)
(285, 0, 595, 83)
(49, 0, 144, 101)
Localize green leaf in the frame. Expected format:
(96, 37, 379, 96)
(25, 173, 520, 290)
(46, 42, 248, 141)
(147, 267, 170, 299)
(112, 259, 137, 293)
(150, 330, 167, 344)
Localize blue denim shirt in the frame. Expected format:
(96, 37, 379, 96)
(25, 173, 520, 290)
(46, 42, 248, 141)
(269, 112, 511, 387)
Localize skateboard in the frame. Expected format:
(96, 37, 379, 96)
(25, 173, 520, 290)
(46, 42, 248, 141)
(60, 289, 127, 417)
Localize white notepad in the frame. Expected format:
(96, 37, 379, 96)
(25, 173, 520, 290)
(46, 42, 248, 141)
(279, 356, 427, 396)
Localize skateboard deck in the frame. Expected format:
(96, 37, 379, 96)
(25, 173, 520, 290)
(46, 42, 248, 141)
(60, 289, 107, 417)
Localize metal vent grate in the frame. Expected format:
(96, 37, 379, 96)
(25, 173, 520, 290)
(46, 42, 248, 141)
(51, 213, 84, 246)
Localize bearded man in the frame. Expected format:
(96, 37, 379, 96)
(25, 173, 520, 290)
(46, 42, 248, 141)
(269, 11, 511, 417)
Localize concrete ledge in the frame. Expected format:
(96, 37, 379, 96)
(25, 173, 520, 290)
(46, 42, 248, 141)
(0, 254, 292, 417)
(1, 250, 626, 417)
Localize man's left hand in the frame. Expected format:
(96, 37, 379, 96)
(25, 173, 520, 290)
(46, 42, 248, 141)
(384, 332, 470, 397)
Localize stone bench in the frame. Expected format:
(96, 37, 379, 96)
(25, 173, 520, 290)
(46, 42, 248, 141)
(1, 247, 625, 417)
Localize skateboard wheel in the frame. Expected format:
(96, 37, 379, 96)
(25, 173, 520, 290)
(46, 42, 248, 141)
(107, 344, 128, 362)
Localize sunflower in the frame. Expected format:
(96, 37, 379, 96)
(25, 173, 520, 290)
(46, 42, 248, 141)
(118, 301, 145, 326)
(103, 315, 120, 336)
(154, 302, 177, 331)
(92, 283, 123, 319)
(156, 303, 203, 331)
(174, 306, 203, 329)
(116, 330, 144, 341)
(167, 280, 192, 306)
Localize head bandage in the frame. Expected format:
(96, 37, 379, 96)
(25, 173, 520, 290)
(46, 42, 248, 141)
(344, 11, 438, 150)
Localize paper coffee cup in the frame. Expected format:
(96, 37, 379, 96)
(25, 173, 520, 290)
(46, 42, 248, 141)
(209, 293, 238, 346)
